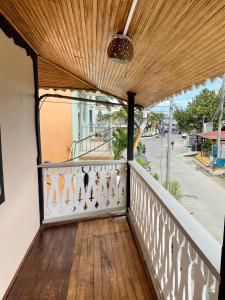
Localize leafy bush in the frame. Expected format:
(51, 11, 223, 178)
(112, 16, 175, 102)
(168, 181, 183, 202)
(202, 139, 212, 156)
(136, 156, 144, 166)
(152, 172, 159, 181)
(112, 128, 127, 160)
(137, 141, 146, 154)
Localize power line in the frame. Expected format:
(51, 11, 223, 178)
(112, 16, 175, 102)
(38, 93, 133, 109)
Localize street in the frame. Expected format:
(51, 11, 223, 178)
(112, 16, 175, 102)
(142, 134, 225, 244)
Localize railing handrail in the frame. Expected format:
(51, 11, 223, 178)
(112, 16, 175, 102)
(129, 160, 221, 279)
(38, 159, 127, 169)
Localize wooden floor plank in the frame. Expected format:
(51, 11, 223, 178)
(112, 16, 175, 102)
(48, 226, 75, 299)
(85, 237, 94, 300)
(39, 228, 66, 299)
(110, 233, 129, 299)
(100, 236, 111, 300)
(115, 231, 137, 300)
(88, 220, 94, 239)
(58, 227, 77, 299)
(120, 230, 146, 300)
(67, 223, 84, 300)
(7, 238, 40, 299)
(6, 225, 77, 300)
(76, 237, 88, 300)
(29, 229, 58, 298)
(6, 217, 155, 300)
(125, 230, 154, 300)
(93, 236, 103, 300)
(7, 229, 54, 299)
(82, 221, 89, 240)
(105, 234, 120, 300)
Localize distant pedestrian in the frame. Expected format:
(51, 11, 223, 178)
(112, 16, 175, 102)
(171, 140, 174, 149)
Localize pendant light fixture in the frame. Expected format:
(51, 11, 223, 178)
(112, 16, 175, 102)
(107, 34, 133, 64)
(107, 0, 138, 64)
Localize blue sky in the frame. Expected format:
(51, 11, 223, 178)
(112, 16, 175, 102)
(151, 77, 223, 113)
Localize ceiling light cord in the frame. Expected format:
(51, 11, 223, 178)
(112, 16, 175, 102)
(123, 0, 138, 36)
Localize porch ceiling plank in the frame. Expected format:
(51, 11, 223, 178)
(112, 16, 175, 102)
(38, 56, 95, 91)
(1, 0, 225, 106)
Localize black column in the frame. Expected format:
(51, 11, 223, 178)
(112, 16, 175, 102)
(33, 56, 44, 224)
(219, 220, 225, 299)
(127, 92, 135, 209)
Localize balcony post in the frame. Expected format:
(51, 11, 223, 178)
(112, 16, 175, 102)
(34, 56, 44, 224)
(127, 92, 135, 208)
(219, 219, 225, 299)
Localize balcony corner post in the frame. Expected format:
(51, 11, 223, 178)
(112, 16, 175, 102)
(33, 55, 44, 224)
(126, 91, 135, 209)
(219, 219, 225, 300)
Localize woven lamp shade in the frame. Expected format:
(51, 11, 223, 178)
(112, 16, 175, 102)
(107, 34, 134, 64)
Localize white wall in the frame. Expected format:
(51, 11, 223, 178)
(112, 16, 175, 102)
(0, 29, 40, 298)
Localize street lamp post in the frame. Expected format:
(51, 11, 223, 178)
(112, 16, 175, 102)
(166, 97, 174, 189)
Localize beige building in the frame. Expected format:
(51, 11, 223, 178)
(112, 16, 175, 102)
(39, 89, 73, 163)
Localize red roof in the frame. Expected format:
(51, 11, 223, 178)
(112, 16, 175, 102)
(196, 131, 225, 141)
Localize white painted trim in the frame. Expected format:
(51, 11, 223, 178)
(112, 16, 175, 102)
(128, 211, 165, 300)
(129, 160, 221, 279)
(38, 159, 127, 169)
(43, 207, 126, 224)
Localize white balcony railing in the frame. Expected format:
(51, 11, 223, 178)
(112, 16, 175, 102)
(128, 161, 221, 300)
(39, 158, 222, 299)
(39, 160, 127, 223)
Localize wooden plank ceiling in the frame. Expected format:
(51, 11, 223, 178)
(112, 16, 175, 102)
(1, 0, 225, 106)
(38, 56, 95, 91)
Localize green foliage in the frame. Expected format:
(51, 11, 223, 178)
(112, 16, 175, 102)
(148, 112, 165, 122)
(152, 172, 159, 181)
(202, 139, 212, 156)
(147, 112, 165, 130)
(173, 89, 220, 132)
(168, 181, 183, 202)
(136, 156, 144, 166)
(97, 108, 127, 124)
(112, 128, 127, 159)
(135, 156, 150, 169)
(137, 141, 146, 153)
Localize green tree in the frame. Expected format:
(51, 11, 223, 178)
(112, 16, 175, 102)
(202, 139, 213, 156)
(112, 128, 127, 159)
(146, 112, 165, 131)
(148, 112, 165, 123)
(174, 89, 220, 132)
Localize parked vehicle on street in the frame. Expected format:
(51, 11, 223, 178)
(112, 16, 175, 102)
(181, 133, 188, 139)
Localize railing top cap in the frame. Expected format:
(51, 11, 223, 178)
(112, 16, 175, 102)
(129, 160, 222, 278)
(38, 159, 127, 169)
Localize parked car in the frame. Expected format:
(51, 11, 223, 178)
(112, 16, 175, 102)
(181, 133, 188, 139)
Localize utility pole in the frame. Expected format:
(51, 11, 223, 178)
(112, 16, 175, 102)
(202, 115, 205, 132)
(166, 97, 174, 189)
(217, 73, 225, 158)
(127, 92, 135, 209)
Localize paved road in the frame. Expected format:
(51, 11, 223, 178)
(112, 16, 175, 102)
(142, 134, 225, 244)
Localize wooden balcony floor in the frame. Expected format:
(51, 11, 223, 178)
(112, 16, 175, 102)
(6, 217, 155, 300)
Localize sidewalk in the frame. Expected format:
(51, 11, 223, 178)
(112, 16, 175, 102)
(184, 155, 225, 191)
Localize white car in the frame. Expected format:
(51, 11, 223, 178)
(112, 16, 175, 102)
(181, 133, 188, 139)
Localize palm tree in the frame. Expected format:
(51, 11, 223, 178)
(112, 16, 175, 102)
(112, 128, 127, 159)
